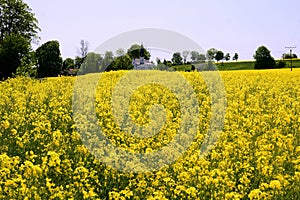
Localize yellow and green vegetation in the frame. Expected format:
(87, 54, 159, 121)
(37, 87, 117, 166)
(1, 69, 300, 199)
(173, 59, 300, 71)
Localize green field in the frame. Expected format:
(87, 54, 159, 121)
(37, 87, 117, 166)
(172, 64, 195, 71)
(215, 61, 255, 71)
(172, 59, 300, 71)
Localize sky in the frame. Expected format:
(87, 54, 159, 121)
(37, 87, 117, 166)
(24, 0, 300, 61)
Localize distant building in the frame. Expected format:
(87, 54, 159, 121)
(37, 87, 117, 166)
(132, 44, 154, 70)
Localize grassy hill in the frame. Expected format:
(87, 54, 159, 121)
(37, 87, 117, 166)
(172, 59, 300, 71)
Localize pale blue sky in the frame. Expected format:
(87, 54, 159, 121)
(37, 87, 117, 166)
(25, 0, 300, 61)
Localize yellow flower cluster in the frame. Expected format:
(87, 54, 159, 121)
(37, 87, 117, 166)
(0, 69, 300, 199)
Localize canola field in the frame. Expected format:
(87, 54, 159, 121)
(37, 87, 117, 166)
(1, 69, 300, 199)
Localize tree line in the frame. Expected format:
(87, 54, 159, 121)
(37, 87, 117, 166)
(0, 0, 298, 79)
(168, 49, 239, 65)
(33, 41, 152, 77)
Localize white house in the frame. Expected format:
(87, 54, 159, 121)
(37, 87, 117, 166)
(132, 44, 154, 70)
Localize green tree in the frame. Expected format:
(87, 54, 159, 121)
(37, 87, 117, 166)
(224, 53, 230, 61)
(215, 51, 224, 62)
(80, 52, 103, 73)
(102, 51, 114, 70)
(156, 57, 161, 64)
(191, 51, 206, 63)
(0, 0, 40, 78)
(116, 48, 125, 57)
(16, 51, 37, 77)
(0, 0, 39, 41)
(111, 48, 132, 71)
(74, 56, 83, 69)
(172, 52, 183, 65)
(127, 44, 150, 60)
(36, 40, 62, 78)
(233, 53, 239, 61)
(190, 51, 199, 62)
(110, 54, 133, 71)
(206, 48, 218, 60)
(62, 58, 75, 70)
(0, 34, 30, 78)
(198, 54, 206, 62)
(254, 46, 275, 69)
(283, 53, 297, 59)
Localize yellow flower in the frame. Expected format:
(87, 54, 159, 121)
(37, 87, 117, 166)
(2, 120, 10, 129)
(4, 180, 18, 188)
(47, 151, 61, 167)
(1, 70, 300, 199)
(269, 180, 281, 189)
(10, 129, 17, 135)
(46, 178, 55, 191)
(248, 189, 261, 199)
(186, 186, 197, 198)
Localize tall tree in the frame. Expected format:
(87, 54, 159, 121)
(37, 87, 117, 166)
(0, 0, 40, 78)
(36, 40, 62, 78)
(0, 34, 29, 78)
(182, 50, 190, 64)
(102, 51, 114, 70)
(206, 48, 218, 60)
(233, 53, 239, 61)
(215, 51, 224, 62)
(253, 46, 275, 69)
(190, 51, 200, 62)
(0, 0, 40, 41)
(75, 40, 89, 68)
(172, 52, 183, 65)
(77, 40, 89, 59)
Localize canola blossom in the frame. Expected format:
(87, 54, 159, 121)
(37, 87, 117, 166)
(0, 69, 300, 199)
